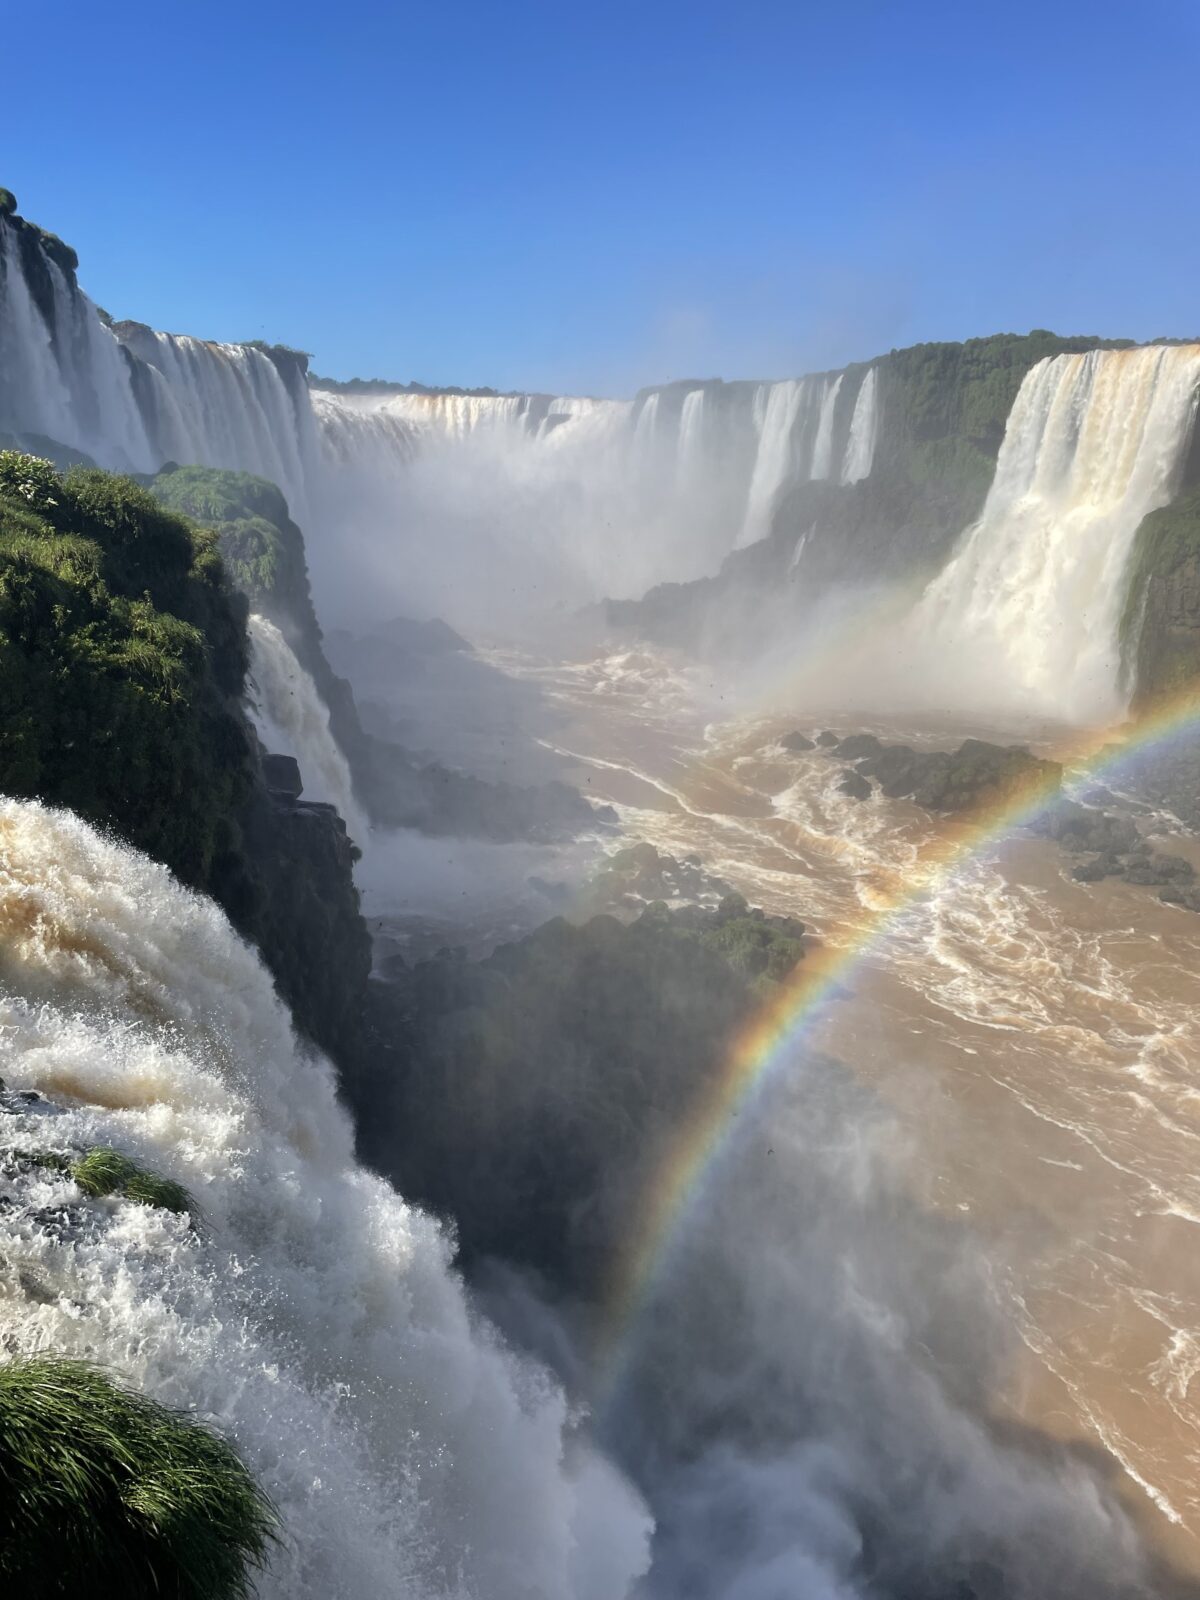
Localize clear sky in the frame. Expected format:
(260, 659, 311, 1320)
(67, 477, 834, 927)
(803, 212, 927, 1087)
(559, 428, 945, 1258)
(8, 0, 1198, 395)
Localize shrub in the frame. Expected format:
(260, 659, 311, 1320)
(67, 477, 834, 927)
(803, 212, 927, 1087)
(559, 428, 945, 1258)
(0, 1357, 275, 1597)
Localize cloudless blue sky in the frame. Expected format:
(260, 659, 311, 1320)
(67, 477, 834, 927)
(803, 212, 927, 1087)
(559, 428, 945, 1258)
(8, 0, 1199, 394)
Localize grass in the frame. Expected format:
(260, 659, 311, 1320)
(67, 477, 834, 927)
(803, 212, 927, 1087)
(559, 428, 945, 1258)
(71, 1148, 194, 1219)
(0, 1357, 276, 1597)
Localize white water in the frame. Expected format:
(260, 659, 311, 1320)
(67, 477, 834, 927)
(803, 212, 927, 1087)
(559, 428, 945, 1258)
(0, 215, 883, 624)
(841, 366, 878, 485)
(246, 614, 369, 843)
(0, 798, 651, 1599)
(917, 345, 1200, 721)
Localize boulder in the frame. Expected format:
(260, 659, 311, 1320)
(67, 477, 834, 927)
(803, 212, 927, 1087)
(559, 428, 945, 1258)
(780, 731, 816, 752)
(838, 769, 873, 801)
(261, 752, 302, 798)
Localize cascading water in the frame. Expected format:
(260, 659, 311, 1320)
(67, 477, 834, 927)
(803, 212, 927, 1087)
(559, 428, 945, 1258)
(0, 223, 155, 470)
(916, 344, 1200, 722)
(675, 388, 706, 485)
(809, 374, 844, 482)
(246, 614, 369, 843)
(841, 366, 878, 485)
(0, 798, 651, 1599)
(0, 212, 884, 625)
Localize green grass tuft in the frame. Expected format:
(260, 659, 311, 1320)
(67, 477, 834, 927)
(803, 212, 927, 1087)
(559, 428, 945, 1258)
(72, 1147, 194, 1218)
(0, 1357, 276, 1596)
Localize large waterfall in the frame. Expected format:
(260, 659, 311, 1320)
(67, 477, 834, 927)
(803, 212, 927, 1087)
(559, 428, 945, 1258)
(916, 344, 1200, 721)
(0, 798, 651, 1598)
(0, 211, 880, 626)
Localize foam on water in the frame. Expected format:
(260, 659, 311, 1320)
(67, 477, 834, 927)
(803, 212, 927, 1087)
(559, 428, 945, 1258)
(0, 799, 651, 1600)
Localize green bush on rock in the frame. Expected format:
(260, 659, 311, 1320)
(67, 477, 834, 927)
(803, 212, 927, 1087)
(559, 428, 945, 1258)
(0, 1357, 275, 1597)
(0, 452, 254, 891)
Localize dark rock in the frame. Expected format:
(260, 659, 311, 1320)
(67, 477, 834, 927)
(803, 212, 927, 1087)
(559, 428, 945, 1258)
(261, 752, 303, 797)
(816, 731, 840, 748)
(1123, 853, 1195, 886)
(780, 731, 816, 752)
(1071, 856, 1121, 882)
(838, 769, 873, 801)
(836, 734, 885, 760)
(1160, 886, 1200, 911)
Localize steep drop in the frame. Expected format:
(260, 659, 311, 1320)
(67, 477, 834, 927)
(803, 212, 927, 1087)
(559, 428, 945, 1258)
(0, 798, 650, 1600)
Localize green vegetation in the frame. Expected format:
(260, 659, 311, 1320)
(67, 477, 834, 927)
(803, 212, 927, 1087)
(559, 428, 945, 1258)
(0, 453, 254, 890)
(71, 1147, 194, 1218)
(0, 188, 16, 217)
(0, 1357, 275, 1597)
(150, 466, 310, 620)
(1120, 487, 1200, 699)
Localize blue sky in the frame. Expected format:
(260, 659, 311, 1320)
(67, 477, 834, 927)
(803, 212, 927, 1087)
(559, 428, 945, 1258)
(8, 0, 1198, 394)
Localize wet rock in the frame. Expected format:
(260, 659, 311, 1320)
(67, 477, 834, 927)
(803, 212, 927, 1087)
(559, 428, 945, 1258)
(1160, 885, 1200, 911)
(1071, 856, 1122, 882)
(1123, 854, 1195, 886)
(816, 731, 840, 748)
(835, 733, 885, 760)
(857, 738, 1060, 814)
(780, 731, 816, 752)
(261, 752, 302, 798)
(838, 769, 873, 801)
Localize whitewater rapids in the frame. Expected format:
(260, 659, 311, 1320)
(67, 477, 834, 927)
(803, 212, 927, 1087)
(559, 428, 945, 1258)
(0, 798, 651, 1600)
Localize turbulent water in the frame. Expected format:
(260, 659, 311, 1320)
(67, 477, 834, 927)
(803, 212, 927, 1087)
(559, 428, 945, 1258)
(0, 799, 651, 1598)
(246, 613, 368, 842)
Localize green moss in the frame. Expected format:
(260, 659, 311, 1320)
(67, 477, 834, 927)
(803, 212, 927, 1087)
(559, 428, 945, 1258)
(0, 453, 254, 891)
(0, 1357, 275, 1596)
(0, 188, 16, 218)
(71, 1148, 194, 1218)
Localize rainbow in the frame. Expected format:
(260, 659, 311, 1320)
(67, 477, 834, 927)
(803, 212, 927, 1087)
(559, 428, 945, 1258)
(596, 686, 1200, 1403)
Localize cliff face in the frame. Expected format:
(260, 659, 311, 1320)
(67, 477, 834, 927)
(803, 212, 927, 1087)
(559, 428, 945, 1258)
(0, 451, 370, 1069)
(1123, 426, 1200, 708)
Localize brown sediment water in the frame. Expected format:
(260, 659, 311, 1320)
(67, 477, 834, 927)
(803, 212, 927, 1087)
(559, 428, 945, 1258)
(518, 646, 1200, 1576)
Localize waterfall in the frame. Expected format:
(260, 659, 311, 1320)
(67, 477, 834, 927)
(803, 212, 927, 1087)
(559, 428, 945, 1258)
(0, 798, 651, 1599)
(676, 388, 706, 485)
(247, 614, 368, 844)
(0, 209, 890, 612)
(738, 380, 811, 547)
(0, 224, 155, 470)
(809, 374, 844, 482)
(841, 367, 878, 484)
(916, 345, 1200, 721)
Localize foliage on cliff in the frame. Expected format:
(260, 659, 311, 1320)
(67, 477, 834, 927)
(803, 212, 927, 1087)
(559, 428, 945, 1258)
(1120, 487, 1200, 703)
(359, 892, 805, 1295)
(150, 466, 314, 624)
(0, 453, 254, 889)
(0, 1357, 275, 1598)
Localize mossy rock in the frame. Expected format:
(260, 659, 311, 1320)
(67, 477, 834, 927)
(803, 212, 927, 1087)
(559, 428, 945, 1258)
(0, 1357, 275, 1596)
(0, 188, 16, 218)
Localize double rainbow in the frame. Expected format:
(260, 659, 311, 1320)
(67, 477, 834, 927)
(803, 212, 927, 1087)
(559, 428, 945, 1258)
(597, 687, 1200, 1402)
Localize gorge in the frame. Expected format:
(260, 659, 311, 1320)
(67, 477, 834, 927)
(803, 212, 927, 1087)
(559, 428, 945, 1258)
(4, 187, 1200, 1600)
